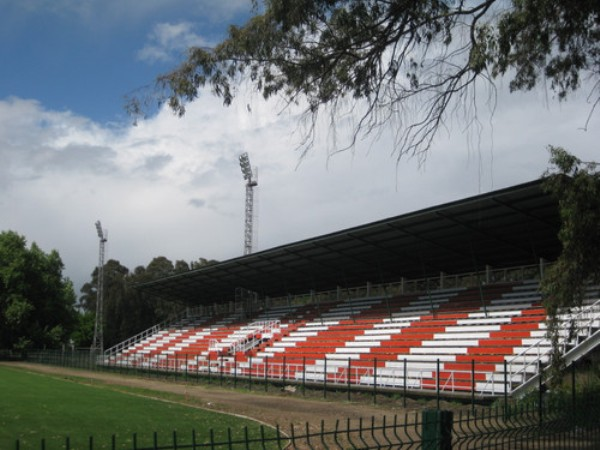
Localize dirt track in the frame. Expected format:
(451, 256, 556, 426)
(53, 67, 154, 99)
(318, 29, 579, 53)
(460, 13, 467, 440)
(2, 362, 453, 430)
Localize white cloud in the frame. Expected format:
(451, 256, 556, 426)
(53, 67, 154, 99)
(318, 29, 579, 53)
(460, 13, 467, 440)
(1, 80, 598, 296)
(137, 22, 213, 64)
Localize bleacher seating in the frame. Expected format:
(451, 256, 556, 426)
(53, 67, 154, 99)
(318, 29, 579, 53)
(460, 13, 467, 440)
(104, 280, 600, 396)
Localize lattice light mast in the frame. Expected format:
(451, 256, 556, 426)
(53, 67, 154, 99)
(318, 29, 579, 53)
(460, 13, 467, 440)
(239, 152, 258, 255)
(91, 220, 107, 355)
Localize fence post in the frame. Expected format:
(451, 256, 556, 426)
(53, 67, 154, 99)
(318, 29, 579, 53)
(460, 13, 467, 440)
(403, 358, 407, 408)
(436, 358, 440, 410)
(302, 356, 306, 396)
(373, 358, 377, 405)
(265, 356, 269, 392)
(347, 357, 352, 401)
(234, 352, 238, 388)
(219, 356, 224, 386)
(504, 360, 508, 417)
(248, 355, 252, 390)
(323, 357, 328, 399)
(471, 359, 475, 414)
(571, 361, 576, 417)
(422, 409, 453, 450)
(208, 353, 212, 385)
(538, 361, 543, 426)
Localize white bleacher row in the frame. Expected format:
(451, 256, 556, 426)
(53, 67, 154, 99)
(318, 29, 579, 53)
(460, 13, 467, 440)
(116, 282, 542, 381)
(258, 282, 547, 393)
(104, 281, 600, 396)
(264, 283, 541, 356)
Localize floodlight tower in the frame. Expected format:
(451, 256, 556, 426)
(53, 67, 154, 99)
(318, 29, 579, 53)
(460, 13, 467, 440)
(91, 220, 107, 355)
(239, 152, 258, 255)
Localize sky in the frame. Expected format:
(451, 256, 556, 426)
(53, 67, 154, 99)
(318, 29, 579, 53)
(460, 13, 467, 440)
(1, 1, 598, 296)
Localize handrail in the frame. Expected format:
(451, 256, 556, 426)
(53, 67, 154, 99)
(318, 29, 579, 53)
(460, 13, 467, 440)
(104, 306, 207, 359)
(502, 298, 600, 395)
(252, 263, 547, 312)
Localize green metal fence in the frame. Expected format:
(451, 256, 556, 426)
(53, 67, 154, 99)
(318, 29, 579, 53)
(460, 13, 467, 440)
(10, 397, 600, 449)
(20, 349, 524, 404)
(7, 351, 600, 449)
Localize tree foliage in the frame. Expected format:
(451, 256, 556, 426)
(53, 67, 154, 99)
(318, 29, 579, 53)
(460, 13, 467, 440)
(78, 256, 218, 348)
(130, 0, 599, 158)
(0, 231, 77, 351)
(541, 147, 600, 313)
(541, 147, 600, 379)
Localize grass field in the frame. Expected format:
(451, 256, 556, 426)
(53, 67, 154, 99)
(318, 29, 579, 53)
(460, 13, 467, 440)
(0, 365, 279, 449)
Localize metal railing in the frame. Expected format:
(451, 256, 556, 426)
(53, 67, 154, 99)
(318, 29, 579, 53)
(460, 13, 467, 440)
(103, 306, 208, 360)
(499, 298, 600, 396)
(100, 353, 513, 398)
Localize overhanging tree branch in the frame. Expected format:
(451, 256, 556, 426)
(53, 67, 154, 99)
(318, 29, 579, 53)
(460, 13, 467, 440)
(128, 0, 599, 158)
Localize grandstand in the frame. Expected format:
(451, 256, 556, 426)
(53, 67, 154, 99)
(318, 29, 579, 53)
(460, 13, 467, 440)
(105, 180, 600, 398)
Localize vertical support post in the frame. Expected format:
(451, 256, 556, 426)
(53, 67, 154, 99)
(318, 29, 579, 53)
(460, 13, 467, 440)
(403, 358, 407, 408)
(422, 410, 453, 450)
(185, 354, 188, 382)
(208, 353, 212, 384)
(347, 357, 352, 401)
(373, 358, 377, 405)
(219, 356, 224, 386)
(477, 270, 488, 318)
(538, 362, 543, 426)
(282, 355, 287, 385)
(471, 359, 475, 414)
(426, 278, 435, 315)
(323, 358, 328, 399)
(436, 358, 440, 411)
(302, 356, 306, 396)
(504, 360, 508, 416)
(572, 362, 576, 417)
(234, 352, 238, 388)
(248, 355, 253, 391)
(264, 356, 269, 392)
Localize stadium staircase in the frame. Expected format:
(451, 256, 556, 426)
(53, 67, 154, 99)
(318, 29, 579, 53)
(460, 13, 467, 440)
(104, 280, 600, 397)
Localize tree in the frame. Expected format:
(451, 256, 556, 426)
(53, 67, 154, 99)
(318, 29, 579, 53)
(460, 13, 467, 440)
(0, 231, 77, 351)
(79, 259, 153, 348)
(70, 311, 95, 348)
(541, 147, 600, 380)
(191, 257, 219, 270)
(130, 0, 599, 158)
(542, 147, 600, 313)
(77, 255, 221, 349)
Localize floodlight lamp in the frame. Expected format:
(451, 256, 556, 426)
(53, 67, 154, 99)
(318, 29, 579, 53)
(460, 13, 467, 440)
(95, 221, 104, 239)
(239, 153, 252, 181)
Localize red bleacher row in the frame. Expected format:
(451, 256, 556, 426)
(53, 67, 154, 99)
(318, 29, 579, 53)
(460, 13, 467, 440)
(104, 280, 598, 395)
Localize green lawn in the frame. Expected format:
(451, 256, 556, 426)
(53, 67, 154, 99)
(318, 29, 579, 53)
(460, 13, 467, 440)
(0, 365, 280, 449)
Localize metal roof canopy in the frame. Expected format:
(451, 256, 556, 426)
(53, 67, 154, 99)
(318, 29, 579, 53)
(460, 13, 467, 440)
(136, 179, 561, 304)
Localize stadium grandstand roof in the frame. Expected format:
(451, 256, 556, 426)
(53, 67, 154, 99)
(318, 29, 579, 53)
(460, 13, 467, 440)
(136, 179, 561, 305)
